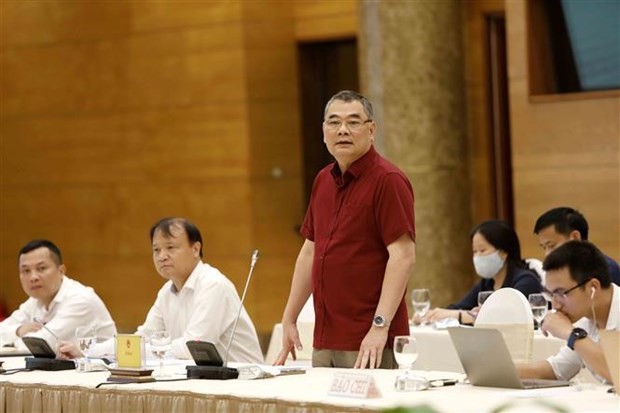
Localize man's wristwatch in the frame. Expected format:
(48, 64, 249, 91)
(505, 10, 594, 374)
(567, 327, 588, 350)
(372, 315, 389, 328)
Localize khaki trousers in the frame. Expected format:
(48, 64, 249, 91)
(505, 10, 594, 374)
(312, 347, 397, 369)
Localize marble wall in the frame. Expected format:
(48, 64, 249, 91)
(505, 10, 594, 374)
(359, 0, 475, 307)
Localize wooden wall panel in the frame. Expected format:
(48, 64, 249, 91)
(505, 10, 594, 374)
(1, 40, 246, 116)
(0, 1, 253, 334)
(129, 1, 242, 32)
(2, 44, 125, 115)
(241, 2, 304, 335)
(1, 1, 133, 46)
(0, 0, 359, 341)
(1, 23, 246, 116)
(294, 0, 358, 41)
(514, 167, 620, 260)
(506, 1, 620, 261)
(247, 101, 303, 175)
(124, 50, 246, 108)
(0, 181, 254, 262)
(2, 106, 248, 186)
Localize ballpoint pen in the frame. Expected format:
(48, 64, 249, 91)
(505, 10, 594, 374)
(33, 317, 59, 340)
(430, 378, 459, 387)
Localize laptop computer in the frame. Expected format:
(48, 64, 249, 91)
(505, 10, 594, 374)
(448, 327, 570, 389)
(599, 330, 619, 394)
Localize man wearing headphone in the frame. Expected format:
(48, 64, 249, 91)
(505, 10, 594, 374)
(517, 240, 619, 383)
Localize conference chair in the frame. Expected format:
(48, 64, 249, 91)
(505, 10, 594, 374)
(265, 321, 314, 366)
(474, 288, 534, 364)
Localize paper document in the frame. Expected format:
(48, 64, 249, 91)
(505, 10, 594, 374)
(236, 364, 307, 380)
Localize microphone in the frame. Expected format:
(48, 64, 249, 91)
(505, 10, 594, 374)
(33, 317, 59, 340)
(22, 336, 76, 371)
(186, 249, 259, 380)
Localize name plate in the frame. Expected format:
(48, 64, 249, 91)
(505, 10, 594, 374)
(328, 372, 382, 398)
(115, 334, 144, 368)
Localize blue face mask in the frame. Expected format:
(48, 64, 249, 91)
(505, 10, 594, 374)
(473, 250, 505, 279)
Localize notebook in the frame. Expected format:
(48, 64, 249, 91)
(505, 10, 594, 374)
(599, 330, 619, 394)
(448, 327, 570, 389)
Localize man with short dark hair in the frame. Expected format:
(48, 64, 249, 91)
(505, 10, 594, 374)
(60, 218, 263, 363)
(0, 239, 116, 350)
(517, 241, 619, 383)
(533, 206, 620, 284)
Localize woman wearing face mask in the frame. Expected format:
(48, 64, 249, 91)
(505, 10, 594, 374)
(419, 220, 542, 325)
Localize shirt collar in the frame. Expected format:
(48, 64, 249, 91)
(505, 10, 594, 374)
(330, 146, 377, 187)
(169, 261, 202, 294)
(37, 275, 68, 312)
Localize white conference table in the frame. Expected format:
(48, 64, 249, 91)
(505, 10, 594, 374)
(266, 323, 565, 372)
(1, 357, 618, 413)
(410, 325, 564, 373)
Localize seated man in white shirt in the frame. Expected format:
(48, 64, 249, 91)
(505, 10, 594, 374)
(59, 217, 264, 364)
(517, 240, 619, 383)
(0, 239, 116, 351)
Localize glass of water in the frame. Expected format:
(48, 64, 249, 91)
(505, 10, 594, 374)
(394, 335, 418, 371)
(393, 335, 428, 391)
(75, 325, 96, 372)
(528, 293, 548, 329)
(411, 288, 431, 322)
(149, 331, 171, 378)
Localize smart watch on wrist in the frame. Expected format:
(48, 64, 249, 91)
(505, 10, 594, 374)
(567, 327, 587, 350)
(372, 315, 389, 328)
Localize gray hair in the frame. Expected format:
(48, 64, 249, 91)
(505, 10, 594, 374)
(324, 90, 374, 120)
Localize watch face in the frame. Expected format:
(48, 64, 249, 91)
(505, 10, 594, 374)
(373, 316, 385, 327)
(568, 327, 588, 350)
(573, 328, 587, 338)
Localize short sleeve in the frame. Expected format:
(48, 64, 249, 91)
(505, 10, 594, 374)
(374, 172, 415, 246)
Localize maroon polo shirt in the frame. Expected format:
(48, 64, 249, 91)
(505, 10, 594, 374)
(301, 146, 415, 351)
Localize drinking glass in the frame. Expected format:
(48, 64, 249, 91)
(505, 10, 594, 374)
(149, 331, 171, 378)
(75, 325, 97, 372)
(477, 291, 493, 307)
(411, 289, 431, 322)
(394, 336, 418, 371)
(393, 335, 427, 391)
(528, 293, 548, 329)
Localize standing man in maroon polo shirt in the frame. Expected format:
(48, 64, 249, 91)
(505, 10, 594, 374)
(275, 90, 416, 369)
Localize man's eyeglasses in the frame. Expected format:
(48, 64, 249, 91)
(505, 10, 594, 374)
(324, 119, 372, 131)
(542, 278, 592, 301)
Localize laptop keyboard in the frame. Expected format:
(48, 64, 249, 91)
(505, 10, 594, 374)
(521, 378, 569, 389)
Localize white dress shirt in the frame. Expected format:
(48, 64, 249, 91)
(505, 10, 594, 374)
(91, 262, 263, 364)
(547, 283, 620, 382)
(0, 276, 116, 350)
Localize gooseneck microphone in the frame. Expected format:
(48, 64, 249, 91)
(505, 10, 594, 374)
(186, 249, 260, 380)
(223, 249, 259, 367)
(33, 317, 59, 340)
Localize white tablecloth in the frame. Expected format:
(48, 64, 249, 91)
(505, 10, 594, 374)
(0, 348, 30, 358)
(1, 357, 618, 413)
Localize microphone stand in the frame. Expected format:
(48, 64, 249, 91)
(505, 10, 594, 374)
(186, 250, 259, 380)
